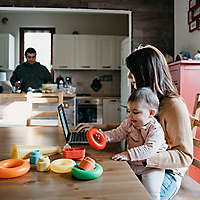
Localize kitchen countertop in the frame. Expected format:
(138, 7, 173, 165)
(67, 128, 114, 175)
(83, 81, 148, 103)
(76, 96, 120, 99)
(0, 92, 76, 98)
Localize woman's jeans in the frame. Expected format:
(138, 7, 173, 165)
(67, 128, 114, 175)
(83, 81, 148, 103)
(160, 170, 182, 200)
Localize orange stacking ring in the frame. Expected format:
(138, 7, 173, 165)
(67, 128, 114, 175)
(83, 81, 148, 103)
(0, 159, 30, 178)
(86, 128, 106, 150)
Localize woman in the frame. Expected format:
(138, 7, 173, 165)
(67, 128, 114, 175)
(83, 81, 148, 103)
(75, 45, 193, 200)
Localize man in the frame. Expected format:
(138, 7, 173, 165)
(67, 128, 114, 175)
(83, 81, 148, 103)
(10, 48, 53, 92)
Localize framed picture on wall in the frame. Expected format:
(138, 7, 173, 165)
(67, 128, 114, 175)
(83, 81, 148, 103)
(189, 19, 198, 32)
(193, 6, 200, 18)
(189, 0, 197, 9)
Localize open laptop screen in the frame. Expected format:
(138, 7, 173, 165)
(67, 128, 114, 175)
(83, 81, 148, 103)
(57, 104, 70, 142)
(58, 104, 88, 144)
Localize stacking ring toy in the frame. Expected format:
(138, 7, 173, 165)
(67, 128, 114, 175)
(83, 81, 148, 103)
(62, 147, 85, 160)
(0, 159, 30, 178)
(86, 128, 106, 150)
(78, 157, 95, 171)
(50, 159, 76, 173)
(72, 163, 103, 180)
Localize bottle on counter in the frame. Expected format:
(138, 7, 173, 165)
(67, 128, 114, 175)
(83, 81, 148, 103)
(56, 75, 65, 90)
(58, 79, 64, 92)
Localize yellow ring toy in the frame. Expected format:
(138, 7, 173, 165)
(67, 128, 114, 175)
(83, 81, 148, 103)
(72, 163, 103, 180)
(0, 159, 30, 178)
(50, 159, 76, 173)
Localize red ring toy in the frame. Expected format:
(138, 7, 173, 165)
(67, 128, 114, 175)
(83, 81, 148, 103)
(86, 128, 106, 150)
(0, 159, 30, 178)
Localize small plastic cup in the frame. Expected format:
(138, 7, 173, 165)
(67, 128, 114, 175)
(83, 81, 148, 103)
(30, 150, 42, 165)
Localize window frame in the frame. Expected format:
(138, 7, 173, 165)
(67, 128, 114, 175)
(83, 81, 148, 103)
(19, 27, 55, 64)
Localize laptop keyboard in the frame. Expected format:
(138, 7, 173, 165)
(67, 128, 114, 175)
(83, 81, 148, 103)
(70, 131, 88, 143)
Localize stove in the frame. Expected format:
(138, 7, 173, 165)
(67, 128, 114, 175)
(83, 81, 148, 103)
(76, 96, 103, 124)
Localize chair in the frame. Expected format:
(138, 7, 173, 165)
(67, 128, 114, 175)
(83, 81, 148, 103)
(190, 93, 200, 169)
(26, 92, 64, 126)
(174, 93, 200, 200)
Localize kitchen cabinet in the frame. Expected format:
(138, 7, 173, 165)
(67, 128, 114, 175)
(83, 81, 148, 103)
(53, 34, 125, 70)
(96, 36, 124, 70)
(53, 35, 75, 68)
(75, 35, 97, 69)
(168, 60, 200, 113)
(103, 98, 121, 124)
(0, 33, 15, 70)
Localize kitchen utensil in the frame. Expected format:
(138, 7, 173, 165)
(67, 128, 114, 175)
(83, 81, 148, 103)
(90, 77, 102, 92)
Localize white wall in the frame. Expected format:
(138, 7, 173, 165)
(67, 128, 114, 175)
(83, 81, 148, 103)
(0, 11, 128, 65)
(175, 0, 200, 58)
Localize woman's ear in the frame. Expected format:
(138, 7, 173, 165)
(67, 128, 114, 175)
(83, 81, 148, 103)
(150, 109, 156, 116)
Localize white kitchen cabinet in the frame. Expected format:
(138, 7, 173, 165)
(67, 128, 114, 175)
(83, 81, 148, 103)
(75, 35, 97, 69)
(96, 36, 115, 69)
(96, 36, 124, 70)
(103, 98, 121, 124)
(0, 33, 15, 70)
(53, 34, 75, 68)
(53, 34, 125, 70)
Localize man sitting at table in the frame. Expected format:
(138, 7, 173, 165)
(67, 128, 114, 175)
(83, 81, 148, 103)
(10, 47, 53, 92)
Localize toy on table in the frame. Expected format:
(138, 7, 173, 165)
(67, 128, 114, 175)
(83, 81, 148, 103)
(49, 159, 76, 173)
(62, 147, 85, 160)
(72, 156, 103, 180)
(30, 150, 42, 165)
(86, 128, 106, 150)
(37, 156, 50, 172)
(0, 159, 30, 178)
(78, 157, 95, 171)
(11, 144, 61, 159)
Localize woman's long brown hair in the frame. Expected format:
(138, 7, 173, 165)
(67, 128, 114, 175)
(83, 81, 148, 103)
(126, 45, 179, 99)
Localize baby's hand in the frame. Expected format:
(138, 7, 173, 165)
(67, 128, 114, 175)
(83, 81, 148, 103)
(112, 151, 130, 161)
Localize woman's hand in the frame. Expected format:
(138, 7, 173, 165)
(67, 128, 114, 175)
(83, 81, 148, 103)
(74, 123, 97, 132)
(112, 151, 130, 161)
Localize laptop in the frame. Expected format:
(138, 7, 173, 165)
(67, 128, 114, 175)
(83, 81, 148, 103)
(57, 104, 88, 144)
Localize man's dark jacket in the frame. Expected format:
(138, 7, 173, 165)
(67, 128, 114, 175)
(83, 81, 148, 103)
(10, 62, 53, 92)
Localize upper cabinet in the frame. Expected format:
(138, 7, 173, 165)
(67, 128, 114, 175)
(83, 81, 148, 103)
(0, 33, 15, 70)
(75, 35, 97, 69)
(53, 34, 126, 70)
(53, 35, 75, 68)
(96, 36, 124, 70)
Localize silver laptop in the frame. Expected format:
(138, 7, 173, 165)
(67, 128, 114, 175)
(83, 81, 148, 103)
(57, 104, 88, 144)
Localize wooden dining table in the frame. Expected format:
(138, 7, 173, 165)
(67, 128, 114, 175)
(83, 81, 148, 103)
(0, 126, 151, 200)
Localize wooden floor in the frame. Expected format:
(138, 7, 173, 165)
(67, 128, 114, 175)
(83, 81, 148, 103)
(173, 176, 200, 200)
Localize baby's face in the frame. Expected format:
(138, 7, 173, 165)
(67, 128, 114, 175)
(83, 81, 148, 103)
(127, 100, 152, 127)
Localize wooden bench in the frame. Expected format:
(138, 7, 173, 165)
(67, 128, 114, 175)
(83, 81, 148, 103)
(174, 93, 200, 200)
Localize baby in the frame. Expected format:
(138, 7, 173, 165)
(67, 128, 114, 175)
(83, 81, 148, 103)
(104, 87, 168, 200)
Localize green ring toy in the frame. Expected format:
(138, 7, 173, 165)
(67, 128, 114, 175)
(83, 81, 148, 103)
(72, 163, 103, 180)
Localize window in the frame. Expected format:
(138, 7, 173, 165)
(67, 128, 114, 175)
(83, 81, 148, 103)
(20, 27, 55, 71)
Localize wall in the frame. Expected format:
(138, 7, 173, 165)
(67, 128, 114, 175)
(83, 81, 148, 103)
(0, 0, 174, 62)
(175, 0, 200, 183)
(0, 12, 128, 65)
(54, 70, 120, 97)
(175, 0, 200, 58)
